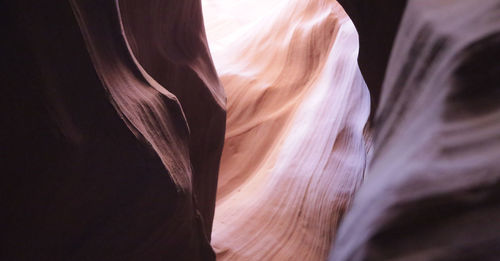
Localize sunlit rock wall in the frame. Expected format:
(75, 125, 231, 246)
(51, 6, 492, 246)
(202, 0, 370, 260)
(4, 0, 498, 260)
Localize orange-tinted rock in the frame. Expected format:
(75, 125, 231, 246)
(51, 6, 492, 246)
(203, 1, 370, 260)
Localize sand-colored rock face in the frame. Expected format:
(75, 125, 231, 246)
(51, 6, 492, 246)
(202, 0, 370, 260)
(6, 0, 498, 260)
(330, 0, 500, 260)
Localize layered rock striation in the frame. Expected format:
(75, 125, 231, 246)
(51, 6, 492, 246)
(203, 0, 370, 260)
(3, 0, 499, 260)
(331, 0, 500, 260)
(2, 1, 224, 260)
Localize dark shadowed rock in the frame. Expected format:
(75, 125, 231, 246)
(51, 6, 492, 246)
(1, 1, 224, 260)
(337, 0, 408, 116)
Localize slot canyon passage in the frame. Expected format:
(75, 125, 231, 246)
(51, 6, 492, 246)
(2, 1, 500, 261)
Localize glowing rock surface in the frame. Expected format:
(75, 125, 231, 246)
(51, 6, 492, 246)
(203, 0, 370, 259)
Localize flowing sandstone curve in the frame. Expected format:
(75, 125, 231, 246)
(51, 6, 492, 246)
(330, 0, 500, 260)
(3, 1, 224, 260)
(4, 0, 499, 260)
(202, 0, 371, 260)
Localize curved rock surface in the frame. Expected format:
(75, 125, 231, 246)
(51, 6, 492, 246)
(330, 0, 500, 260)
(337, 0, 408, 116)
(202, 0, 370, 260)
(3, 0, 499, 260)
(3, 1, 224, 260)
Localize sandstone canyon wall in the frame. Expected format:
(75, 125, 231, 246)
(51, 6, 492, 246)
(2, 1, 224, 260)
(330, 0, 500, 260)
(2, 0, 500, 260)
(202, 0, 370, 260)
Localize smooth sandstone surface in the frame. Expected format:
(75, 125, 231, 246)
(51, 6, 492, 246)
(330, 0, 500, 260)
(3, 0, 224, 260)
(3, 0, 499, 260)
(202, 0, 370, 260)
